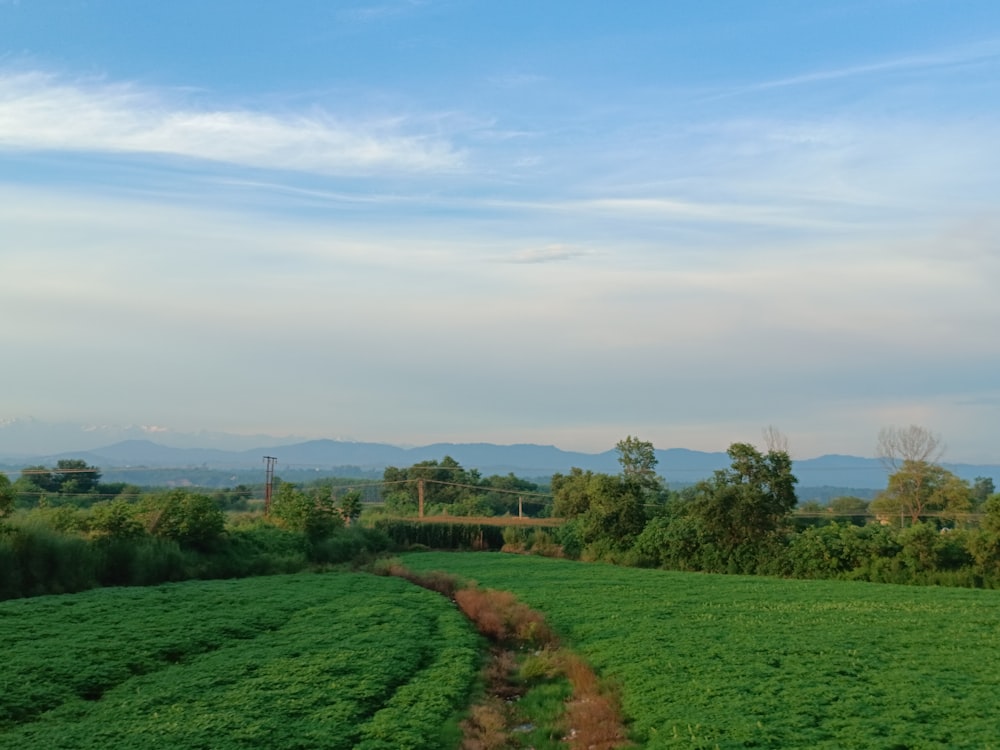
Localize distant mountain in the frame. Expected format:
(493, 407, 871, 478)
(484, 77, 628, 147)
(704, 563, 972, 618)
(2, 420, 998, 491)
(0, 417, 306, 457)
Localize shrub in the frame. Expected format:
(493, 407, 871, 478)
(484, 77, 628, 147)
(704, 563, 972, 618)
(0, 525, 96, 598)
(145, 490, 226, 551)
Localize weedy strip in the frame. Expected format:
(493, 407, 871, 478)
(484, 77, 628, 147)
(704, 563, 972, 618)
(374, 557, 631, 749)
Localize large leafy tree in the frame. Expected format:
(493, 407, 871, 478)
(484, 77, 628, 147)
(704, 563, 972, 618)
(689, 442, 798, 552)
(53, 459, 101, 495)
(551, 468, 597, 519)
(615, 435, 661, 493)
(15, 460, 103, 504)
(381, 456, 480, 514)
(552, 468, 646, 550)
(14, 465, 58, 504)
(870, 462, 972, 524)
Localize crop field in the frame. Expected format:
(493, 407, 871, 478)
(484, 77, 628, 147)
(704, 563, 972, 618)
(0, 572, 479, 750)
(404, 552, 1000, 749)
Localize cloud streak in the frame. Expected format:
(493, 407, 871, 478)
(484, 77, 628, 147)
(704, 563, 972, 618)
(504, 244, 591, 264)
(712, 37, 1000, 99)
(0, 71, 462, 174)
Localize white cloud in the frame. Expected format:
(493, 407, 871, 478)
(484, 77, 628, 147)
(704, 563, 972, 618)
(1, 180, 995, 461)
(0, 70, 462, 174)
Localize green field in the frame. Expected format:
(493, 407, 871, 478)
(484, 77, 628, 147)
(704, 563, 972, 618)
(0, 572, 479, 750)
(404, 552, 1000, 749)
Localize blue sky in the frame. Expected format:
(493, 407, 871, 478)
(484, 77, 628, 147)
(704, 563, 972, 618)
(2, 1, 999, 461)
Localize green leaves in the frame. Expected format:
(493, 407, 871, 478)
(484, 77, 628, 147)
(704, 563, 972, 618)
(144, 489, 226, 550)
(0, 474, 13, 520)
(0, 573, 479, 750)
(689, 442, 798, 554)
(406, 551, 1000, 750)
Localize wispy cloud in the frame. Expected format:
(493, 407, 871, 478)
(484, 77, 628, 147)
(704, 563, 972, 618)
(504, 244, 591, 264)
(0, 70, 463, 174)
(713, 37, 1000, 98)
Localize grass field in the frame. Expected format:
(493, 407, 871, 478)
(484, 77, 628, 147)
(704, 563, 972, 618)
(403, 552, 1000, 749)
(0, 572, 479, 750)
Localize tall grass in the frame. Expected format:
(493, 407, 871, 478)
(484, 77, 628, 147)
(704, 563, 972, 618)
(0, 517, 392, 601)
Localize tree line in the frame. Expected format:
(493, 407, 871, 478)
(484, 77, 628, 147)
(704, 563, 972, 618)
(0, 467, 390, 600)
(4, 424, 1000, 597)
(509, 427, 1000, 586)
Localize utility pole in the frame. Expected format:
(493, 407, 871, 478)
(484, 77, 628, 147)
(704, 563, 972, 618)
(417, 478, 425, 519)
(263, 456, 277, 515)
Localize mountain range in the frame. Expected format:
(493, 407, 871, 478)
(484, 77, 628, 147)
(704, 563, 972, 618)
(1, 419, 997, 491)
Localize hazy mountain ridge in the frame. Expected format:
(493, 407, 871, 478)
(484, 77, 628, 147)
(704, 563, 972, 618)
(2, 420, 997, 490)
(0, 417, 307, 456)
(4, 438, 999, 491)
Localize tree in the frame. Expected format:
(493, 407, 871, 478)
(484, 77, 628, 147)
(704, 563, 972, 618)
(981, 494, 1000, 535)
(15, 465, 57, 505)
(88, 499, 145, 540)
(338, 490, 363, 526)
(552, 468, 646, 550)
(876, 425, 944, 472)
(870, 463, 971, 524)
(972, 477, 996, 507)
(478, 473, 540, 516)
(145, 489, 225, 550)
(615, 436, 660, 492)
(762, 425, 789, 454)
(53, 459, 101, 495)
(0, 473, 13, 520)
(968, 494, 1000, 575)
(270, 483, 342, 540)
(579, 474, 647, 550)
(552, 468, 597, 519)
(381, 456, 480, 514)
(688, 442, 798, 553)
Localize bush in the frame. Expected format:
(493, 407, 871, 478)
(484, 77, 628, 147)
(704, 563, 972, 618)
(145, 490, 226, 551)
(307, 526, 391, 565)
(0, 525, 96, 598)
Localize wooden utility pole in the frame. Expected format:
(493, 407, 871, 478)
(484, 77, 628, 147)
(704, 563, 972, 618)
(518, 496, 523, 518)
(417, 478, 425, 519)
(263, 456, 277, 515)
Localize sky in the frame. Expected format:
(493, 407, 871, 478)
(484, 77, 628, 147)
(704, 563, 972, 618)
(2, 1, 999, 462)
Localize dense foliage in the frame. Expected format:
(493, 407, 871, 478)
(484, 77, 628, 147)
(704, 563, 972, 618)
(0, 492, 392, 600)
(0, 572, 479, 749)
(405, 551, 1000, 749)
(5, 430, 999, 595)
(381, 456, 542, 517)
